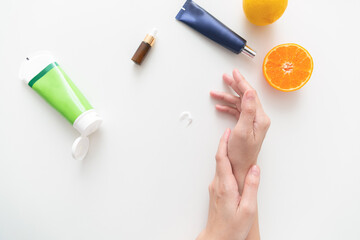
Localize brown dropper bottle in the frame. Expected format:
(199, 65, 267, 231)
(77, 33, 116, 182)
(131, 28, 157, 65)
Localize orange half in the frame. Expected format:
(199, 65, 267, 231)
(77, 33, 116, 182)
(263, 43, 313, 92)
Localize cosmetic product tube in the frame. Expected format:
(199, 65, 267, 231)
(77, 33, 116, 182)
(132, 28, 157, 65)
(19, 52, 102, 160)
(176, 0, 256, 58)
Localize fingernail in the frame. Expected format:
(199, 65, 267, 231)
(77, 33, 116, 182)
(223, 128, 231, 140)
(250, 165, 260, 176)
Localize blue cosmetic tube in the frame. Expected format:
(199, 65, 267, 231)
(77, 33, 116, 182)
(176, 0, 256, 58)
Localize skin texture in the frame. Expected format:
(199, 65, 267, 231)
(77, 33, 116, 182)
(198, 69, 270, 240)
(196, 129, 261, 240)
(210, 69, 271, 194)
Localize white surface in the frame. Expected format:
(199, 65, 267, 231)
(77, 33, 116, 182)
(0, 0, 360, 239)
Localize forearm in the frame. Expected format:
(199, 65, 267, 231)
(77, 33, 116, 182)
(233, 165, 260, 240)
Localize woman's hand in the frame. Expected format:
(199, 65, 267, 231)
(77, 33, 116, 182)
(210, 69, 270, 193)
(197, 129, 261, 240)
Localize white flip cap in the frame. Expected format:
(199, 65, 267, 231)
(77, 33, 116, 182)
(19, 51, 56, 84)
(72, 136, 90, 161)
(72, 110, 102, 160)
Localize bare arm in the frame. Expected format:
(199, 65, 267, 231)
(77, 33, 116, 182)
(210, 69, 271, 239)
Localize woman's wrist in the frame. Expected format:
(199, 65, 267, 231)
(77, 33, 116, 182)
(233, 159, 257, 193)
(196, 229, 217, 240)
(196, 230, 208, 240)
(245, 210, 260, 240)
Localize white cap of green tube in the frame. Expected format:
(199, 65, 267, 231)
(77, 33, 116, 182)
(19, 51, 102, 161)
(72, 110, 102, 160)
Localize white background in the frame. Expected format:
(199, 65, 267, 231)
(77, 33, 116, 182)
(1, 0, 360, 239)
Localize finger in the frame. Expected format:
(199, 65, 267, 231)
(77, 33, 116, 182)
(238, 165, 260, 221)
(232, 69, 254, 95)
(215, 128, 233, 179)
(236, 90, 257, 137)
(210, 90, 240, 105)
(215, 105, 240, 119)
(223, 73, 243, 97)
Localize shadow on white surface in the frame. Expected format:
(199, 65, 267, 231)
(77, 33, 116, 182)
(242, 20, 277, 46)
(260, 76, 302, 111)
(80, 129, 104, 160)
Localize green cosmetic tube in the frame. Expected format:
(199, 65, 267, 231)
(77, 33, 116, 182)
(19, 52, 102, 160)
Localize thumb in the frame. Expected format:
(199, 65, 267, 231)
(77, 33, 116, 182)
(236, 90, 256, 137)
(215, 128, 232, 180)
(238, 165, 260, 221)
